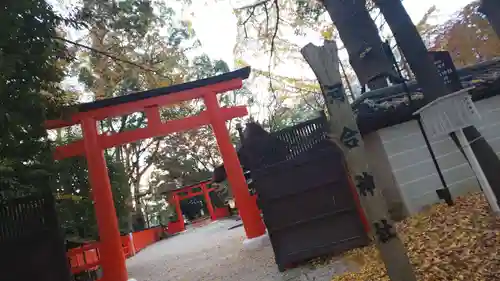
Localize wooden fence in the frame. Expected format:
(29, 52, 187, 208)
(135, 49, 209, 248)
(67, 227, 164, 275)
(0, 194, 71, 281)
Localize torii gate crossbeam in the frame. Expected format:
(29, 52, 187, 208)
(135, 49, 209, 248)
(45, 67, 265, 281)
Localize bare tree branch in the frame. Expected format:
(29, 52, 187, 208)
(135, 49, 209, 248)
(138, 140, 161, 176)
(138, 138, 158, 156)
(242, 6, 259, 26)
(235, 0, 270, 10)
(54, 36, 174, 83)
(268, 0, 280, 93)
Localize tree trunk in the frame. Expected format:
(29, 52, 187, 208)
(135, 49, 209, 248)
(132, 177, 144, 227)
(143, 198, 151, 228)
(122, 146, 134, 232)
(322, 0, 396, 90)
(480, 0, 500, 38)
(374, 0, 500, 203)
(302, 41, 417, 281)
(322, 0, 410, 217)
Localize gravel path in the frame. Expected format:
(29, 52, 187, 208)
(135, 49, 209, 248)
(127, 219, 352, 281)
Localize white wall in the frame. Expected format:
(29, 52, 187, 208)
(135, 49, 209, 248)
(376, 95, 500, 214)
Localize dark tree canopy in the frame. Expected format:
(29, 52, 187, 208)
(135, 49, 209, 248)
(0, 0, 68, 199)
(0, 0, 132, 239)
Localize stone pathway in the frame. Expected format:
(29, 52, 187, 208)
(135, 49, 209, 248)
(127, 219, 351, 281)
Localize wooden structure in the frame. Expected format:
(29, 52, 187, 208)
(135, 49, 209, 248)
(67, 226, 164, 279)
(301, 41, 417, 280)
(250, 114, 370, 271)
(45, 67, 265, 281)
(352, 58, 500, 134)
(167, 180, 230, 234)
(0, 193, 71, 281)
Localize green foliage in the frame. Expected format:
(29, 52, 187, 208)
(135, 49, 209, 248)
(77, 0, 156, 38)
(295, 0, 326, 26)
(72, 0, 195, 100)
(54, 135, 130, 238)
(0, 0, 67, 199)
(187, 54, 230, 80)
(0, 0, 235, 241)
(108, 158, 130, 231)
(67, 0, 200, 230)
(150, 129, 217, 189)
(150, 55, 237, 190)
(149, 55, 242, 210)
(267, 101, 323, 131)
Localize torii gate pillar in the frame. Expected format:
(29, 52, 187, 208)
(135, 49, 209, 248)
(204, 93, 264, 238)
(81, 118, 128, 281)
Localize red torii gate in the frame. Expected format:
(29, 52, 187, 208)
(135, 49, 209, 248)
(45, 67, 265, 281)
(167, 180, 229, 234)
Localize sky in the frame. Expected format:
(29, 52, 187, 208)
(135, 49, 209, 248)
(187, 0, 476, 69)
(48, 0, 477, 91)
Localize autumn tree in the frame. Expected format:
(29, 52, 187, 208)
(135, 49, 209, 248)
(433, 1, 500, 67)
(232, 1, 342, 125)
(146, 55, 251, 219)
(66, 0, 197, 229)
(151, 55, 240, 191)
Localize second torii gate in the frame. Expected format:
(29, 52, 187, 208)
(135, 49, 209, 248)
(167, 179, 232, 234)
(45, 67, 265, 281)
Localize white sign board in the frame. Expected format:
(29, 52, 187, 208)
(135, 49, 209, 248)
(414, 88, 500, 215)
(414, 88, 480, 138)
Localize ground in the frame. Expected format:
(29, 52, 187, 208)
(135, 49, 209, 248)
(332, 193, 500, 280)
(127, 219, 351, 281)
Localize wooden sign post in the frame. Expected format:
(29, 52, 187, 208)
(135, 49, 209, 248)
(301, 40, 417, 281)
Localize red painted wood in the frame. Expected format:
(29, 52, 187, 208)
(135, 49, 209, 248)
(177, 191, 204, 200)
(131, 228, 161, 253)
(203, 93, 265, 239)
(145, 105, 162, 130)
(213, 207, 230, 219)
(67, 228, 162, 275)
(45, 79, 242, 129)
(81, 118, 128, 281)
(47, 74, 262, 281)
(167, 220, 185, 235)
(172, 194, 185, 232)
(53, 106, 247, 160)
(345, 164, 371, 234)
(171, 180, 213, 194)
(172, 181, 222, 220)
(201, 183, 216, 220)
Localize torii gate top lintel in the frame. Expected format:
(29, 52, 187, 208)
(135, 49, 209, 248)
(46, 66, 251, 130)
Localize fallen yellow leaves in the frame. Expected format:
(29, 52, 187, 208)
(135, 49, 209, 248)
(333, 193, 500, 281)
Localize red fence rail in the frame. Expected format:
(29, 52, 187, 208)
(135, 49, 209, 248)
(68, 227, 164, 275)
(67, 210, 232, 275)
(130, 227, 163, 253)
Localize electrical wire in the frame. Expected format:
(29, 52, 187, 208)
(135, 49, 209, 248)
(53, 36, 174, 83)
